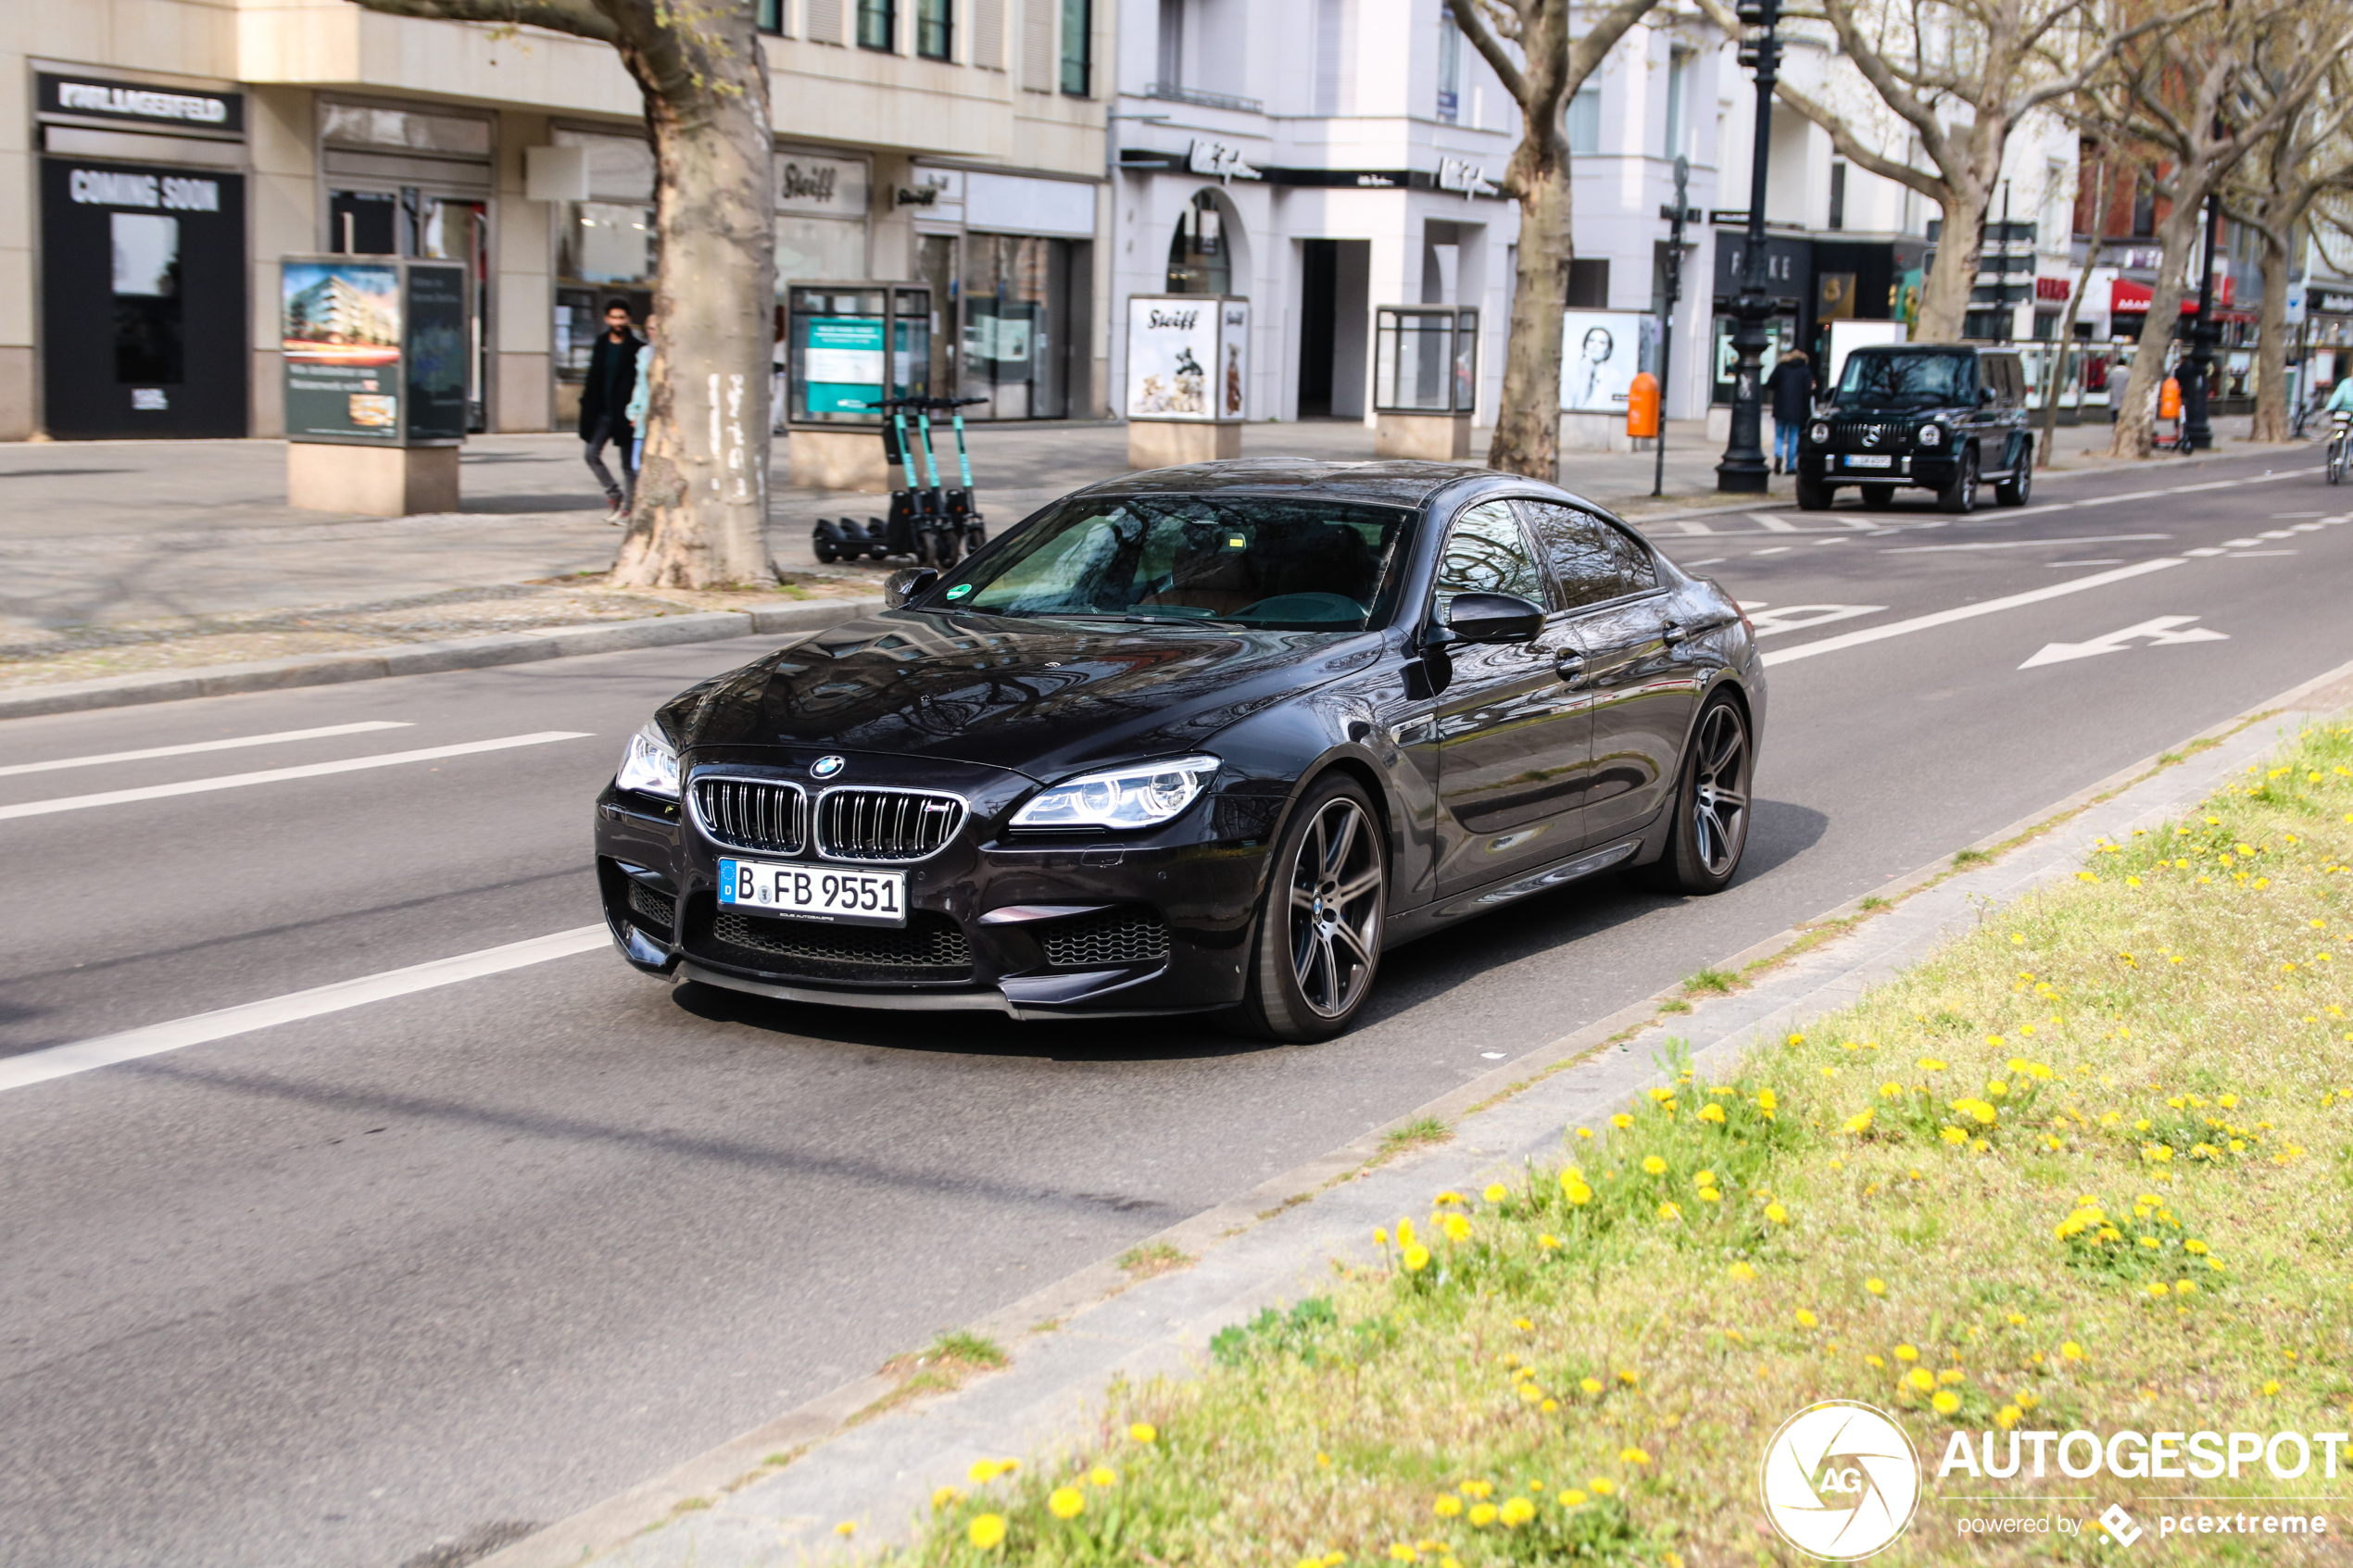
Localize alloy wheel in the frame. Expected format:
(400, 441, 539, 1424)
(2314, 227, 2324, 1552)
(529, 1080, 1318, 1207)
(1287, 797, 1383, 1018)
(1690, 703, 1751, 879)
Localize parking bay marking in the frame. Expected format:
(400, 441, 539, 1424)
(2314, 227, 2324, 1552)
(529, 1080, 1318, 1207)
(0, 731, 592, 822)
(2020, 615, 2229, 669)
(0, 721, 414, 779)
(1763, 558, 2185, 667)
(0, 926, 610, 1095)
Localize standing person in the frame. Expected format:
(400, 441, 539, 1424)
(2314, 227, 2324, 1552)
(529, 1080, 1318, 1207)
(1766, 348, 1814, 474)
(620, 315, 655, 523)
(580, 300, 641, 523)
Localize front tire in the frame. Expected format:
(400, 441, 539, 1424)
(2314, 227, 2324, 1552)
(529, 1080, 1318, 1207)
(1939, 445, 1980, 514)
(1224, 776, 1386, 1042)
(1641, 696, 1753, 896)
(1795, 472, 1832, 511)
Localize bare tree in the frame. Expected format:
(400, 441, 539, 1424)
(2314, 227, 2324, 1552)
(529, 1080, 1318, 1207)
(2035, 143, 2100, 468)
(2221, 60, 2353, 441)
(1694, 0, 2186, 344)
(1453, 0, 1662, 480)
(2081, 0, 2348, 458)
(347, 0, 776, 586)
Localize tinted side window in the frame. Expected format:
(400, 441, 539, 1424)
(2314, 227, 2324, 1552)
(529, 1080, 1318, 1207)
(1433, 500, 1544, 616)
(1608, 521, 1658, 593)
(1518, 500, 1622, 609)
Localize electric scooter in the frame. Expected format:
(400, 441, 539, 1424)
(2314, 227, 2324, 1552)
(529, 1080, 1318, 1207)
(928, 395, 989, 560)
(812, 398, 938, 564)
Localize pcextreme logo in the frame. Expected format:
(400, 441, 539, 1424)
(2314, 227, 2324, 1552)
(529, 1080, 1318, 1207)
(1761, 1401, 1923, 1561)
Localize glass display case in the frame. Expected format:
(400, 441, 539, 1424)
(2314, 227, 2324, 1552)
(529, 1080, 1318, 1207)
(1373, 306, 1478, 414)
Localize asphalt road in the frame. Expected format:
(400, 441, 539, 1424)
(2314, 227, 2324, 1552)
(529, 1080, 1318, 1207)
(2, 449, 2346, 1568)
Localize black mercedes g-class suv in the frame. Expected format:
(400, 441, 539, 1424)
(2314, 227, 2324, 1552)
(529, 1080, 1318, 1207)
(1797, 343, 2033, 514)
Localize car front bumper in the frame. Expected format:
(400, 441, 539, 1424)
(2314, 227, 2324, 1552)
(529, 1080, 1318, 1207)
(592, 765, 1276, 1020)
(1802, 451, 1959, 487)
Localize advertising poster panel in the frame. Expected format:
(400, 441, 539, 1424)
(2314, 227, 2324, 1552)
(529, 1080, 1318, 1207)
(283, 260, 401, 442)
(402, 263, 470, 443)
(1127, 296, 1249, 420)
(1559, 309, 1658, 412)
(1218, 299, 1250, 419)
(801, 314, 887, 415)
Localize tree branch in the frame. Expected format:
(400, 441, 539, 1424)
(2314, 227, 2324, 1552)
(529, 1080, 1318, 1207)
(1773, 80, 1946, 199)
(345, 0, 620, 44)
(1451, 0, 1529, 111)
(1565, 0, 1660, 91)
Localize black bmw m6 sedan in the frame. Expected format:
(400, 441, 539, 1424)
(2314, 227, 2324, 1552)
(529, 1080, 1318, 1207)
(595, 459, 1765, 1041)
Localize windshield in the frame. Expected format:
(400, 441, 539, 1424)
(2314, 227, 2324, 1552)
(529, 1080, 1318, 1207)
(1835, 351, 1975, 409)
(926, 494, 1420, 631)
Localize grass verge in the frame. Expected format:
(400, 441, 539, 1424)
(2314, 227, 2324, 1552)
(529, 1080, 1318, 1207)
(882, 723, 2353, 1565)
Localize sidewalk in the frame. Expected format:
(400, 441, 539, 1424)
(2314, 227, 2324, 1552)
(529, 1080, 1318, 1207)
(0, 413, 2280, 694)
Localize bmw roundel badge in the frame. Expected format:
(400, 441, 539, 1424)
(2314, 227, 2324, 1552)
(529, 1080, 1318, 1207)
(811, 755, 845, 779)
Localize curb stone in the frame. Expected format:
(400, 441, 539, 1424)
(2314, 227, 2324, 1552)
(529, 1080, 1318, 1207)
(0, 599, 885, 722)
(475, 652, 2353, 1568)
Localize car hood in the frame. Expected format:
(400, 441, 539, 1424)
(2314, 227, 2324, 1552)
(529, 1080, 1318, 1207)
(663, 608, 1386, 779)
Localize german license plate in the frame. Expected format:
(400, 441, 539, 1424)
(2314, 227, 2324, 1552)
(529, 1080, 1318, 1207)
(1843, 454, 1894, 470)
(717, 858, 907, 927)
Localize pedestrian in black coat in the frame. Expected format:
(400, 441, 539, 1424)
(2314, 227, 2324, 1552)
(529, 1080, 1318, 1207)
(1766, 349, 1815, 474)
(580, 300, 641, 521)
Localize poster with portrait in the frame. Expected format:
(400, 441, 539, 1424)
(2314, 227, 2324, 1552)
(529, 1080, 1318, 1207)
(1558, 309, 1658, 412)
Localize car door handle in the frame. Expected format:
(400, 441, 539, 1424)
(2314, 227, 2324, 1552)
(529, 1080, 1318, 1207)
(1553, 652, 1588, 684)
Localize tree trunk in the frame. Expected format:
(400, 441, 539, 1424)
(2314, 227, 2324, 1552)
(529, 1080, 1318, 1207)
(1916, 192, 1986, 343)
(2036, 258, 2092, 469)
(1490, 148, 1571, 481)
(610, 11, 777, 587)
(2248, 229, 2292, 442)
(2108, 198, 2204, 458)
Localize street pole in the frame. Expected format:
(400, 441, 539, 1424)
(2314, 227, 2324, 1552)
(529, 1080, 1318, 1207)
(2182, 189, 2221, 452)
(1717, 0, 1780, 494)
(1655, 155, 1690, 497)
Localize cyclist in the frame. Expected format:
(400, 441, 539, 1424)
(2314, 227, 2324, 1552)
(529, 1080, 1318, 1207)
(2327, 375, 2353, 483)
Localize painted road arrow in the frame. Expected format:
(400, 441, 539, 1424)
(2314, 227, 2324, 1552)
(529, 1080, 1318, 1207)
(2019, 614, 2230, 669)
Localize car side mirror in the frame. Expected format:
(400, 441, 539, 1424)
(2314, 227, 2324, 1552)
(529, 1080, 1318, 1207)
(1441, 592, 1545, 645)
(1980, 387, 1997, 407)
(884, 567, 938, 608)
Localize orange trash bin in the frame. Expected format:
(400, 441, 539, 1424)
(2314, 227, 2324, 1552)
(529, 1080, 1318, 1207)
(1627, 371, 1660, 438)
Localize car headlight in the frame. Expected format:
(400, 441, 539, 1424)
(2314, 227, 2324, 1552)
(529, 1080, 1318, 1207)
(1011, 755, 1220, 831)
(1808, 420, 1831, 445)
(615, 721, 680, 799)
(1917, 421, 1944, 446)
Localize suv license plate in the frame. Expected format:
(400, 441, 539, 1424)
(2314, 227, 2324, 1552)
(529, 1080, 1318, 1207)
(1844, 454, 1894, 470)
(717, 859, 907, 927)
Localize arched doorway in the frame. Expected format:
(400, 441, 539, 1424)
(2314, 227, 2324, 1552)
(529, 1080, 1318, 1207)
(1166, 188, 1239, 294)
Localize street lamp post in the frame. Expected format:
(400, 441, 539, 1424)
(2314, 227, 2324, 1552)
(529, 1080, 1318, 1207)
(1718, 0, 1781, 494)
(2181, 189, 2221, 452)
(1655, 155, 1692, 497)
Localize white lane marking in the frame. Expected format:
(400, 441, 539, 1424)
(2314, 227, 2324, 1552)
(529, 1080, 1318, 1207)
(1840, 515, 1881, 530)
(1764, 558, 2185, 667)
(2291, 521, 2325, 532)
(0, 732, 593, 822)
(0, 721, 414, 779)
(2223, 538, 2262, 547)
(2271, 511, 2327, 518)
(1752, 514, 1800, 533)
(2183, 547, 2228, 558)
(1753, 546, 1793, 556)
(1882, 533, 2169, 554)
(2048, 558, 2124, 566)
(2259, 530, 2295, 539)
(1685, 557, 1727, 566)
(2020, 614, 2228, 669)
(1671, 520, 1717, 534)
(2226, 549, 2296, 557)
(2074, 489, 2166, 508)
(0, 926, 610, 1095)
(1743, 604, 1887, 636)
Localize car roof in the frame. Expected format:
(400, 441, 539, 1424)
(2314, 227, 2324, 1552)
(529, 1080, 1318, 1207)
(1079, 458, 1491, 506)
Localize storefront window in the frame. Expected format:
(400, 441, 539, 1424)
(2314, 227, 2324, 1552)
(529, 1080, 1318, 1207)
(1166, 191, 1230, 294)
(776, 217, 869, 284)
(962, 233, 1073, 420)
(554, 129, 657, 427)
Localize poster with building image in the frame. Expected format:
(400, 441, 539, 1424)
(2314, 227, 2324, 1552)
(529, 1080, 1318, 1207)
(282, 260, 401, 442)
(1558, 309, 1658, 412)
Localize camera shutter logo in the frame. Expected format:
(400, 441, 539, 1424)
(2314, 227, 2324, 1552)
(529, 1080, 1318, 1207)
(2097, 1503, 2144, 1547)
(1760, 1400, 1920, 1560)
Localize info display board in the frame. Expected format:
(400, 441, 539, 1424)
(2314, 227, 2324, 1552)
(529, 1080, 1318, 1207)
(784, 282, 930, 425)
(281, 256, 468, 445)
(1126, 295, 1250, 420)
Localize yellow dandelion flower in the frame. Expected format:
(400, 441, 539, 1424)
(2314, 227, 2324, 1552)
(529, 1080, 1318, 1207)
(1433, 1495, 1464, 1518)
(1387, 1545, 1419, 1562)
(1729, 1262, 1755, 1282)
(1089, 1465, 1117, 1487)
(836, 1522, 856, 1537)
(1919, 1058, 1947, 1072)
(2061, 1341, 2085, 1361)
(1932, 1390, 1961, 1415)
(1591, 1477, 1617, 1496)
(2263, 1380, 2282, 1397)
(1620, 1447, 1652, 1465)
(1403, 1243, 1432, 1272)
(969, 1513, 1008, 1549)
(1128, 1423, 1157, 1443)
(1907, 1368, 1936, 1392)
(1500, 1497, 1537, 1526)
(1560, 1489, 1589, 1507)
(1581, 1376, 1604, 1395)
(1642, 1156, 1668, 1175)
(1049, 1486, 1085, 1520)
(1468, 1501, 1499, 1527)
(1611, 1113, 1634, 1129)
(1894, 1343, 1919, 1361)
(1995, 1405, 2021, 1429)
(1866, 1277, 1887, 1296)
(1657, 1201, 1682, 1221)
(1796, 1310, 1818, 1328)
(1765, 1202, 1790, 1224)
(1483, 1183, 1509, 1203)
(1698, 1101, 1727, 1123)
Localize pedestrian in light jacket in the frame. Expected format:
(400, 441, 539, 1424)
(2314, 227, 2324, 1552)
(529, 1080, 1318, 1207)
(580, 300, 641, 522)
(1766, 349, 1815, 475)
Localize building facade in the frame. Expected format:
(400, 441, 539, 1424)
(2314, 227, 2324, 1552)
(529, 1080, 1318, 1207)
(6, 0, 1112, 442)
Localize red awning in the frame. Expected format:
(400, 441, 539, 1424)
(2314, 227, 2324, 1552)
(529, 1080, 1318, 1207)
(2110, 279, 2153, 310)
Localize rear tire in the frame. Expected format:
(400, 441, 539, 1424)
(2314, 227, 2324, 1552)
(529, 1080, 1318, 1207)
(1639, 696, 1753, 896)
(1795, 473, 1833, 511)
(1938, 445, 1980, 514)
(1859, 483, 1895, 508)
(1221, 775, 1386, 1043)
(1994, 444, 2033, 506)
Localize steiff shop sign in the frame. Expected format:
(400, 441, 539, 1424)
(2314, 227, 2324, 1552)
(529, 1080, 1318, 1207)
(38, 72, 244, 135)
(776, 152, 871, 219)
(1189, 141, 1262, 182)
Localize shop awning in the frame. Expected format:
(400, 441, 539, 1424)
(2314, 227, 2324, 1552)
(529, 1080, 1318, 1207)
(2110, 278, 2152, 311)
